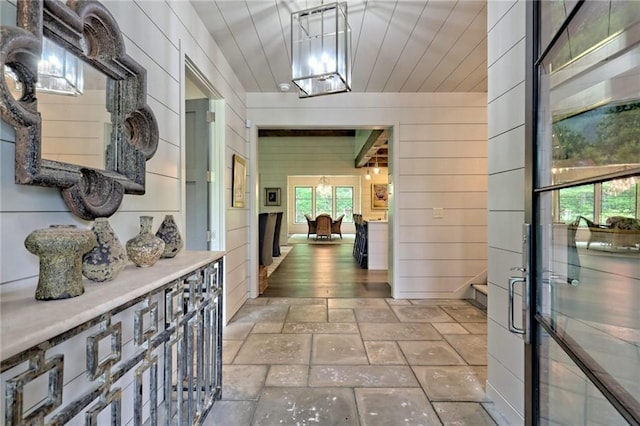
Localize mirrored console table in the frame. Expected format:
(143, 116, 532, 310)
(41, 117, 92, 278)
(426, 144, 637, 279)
(1, 251, 224, 425)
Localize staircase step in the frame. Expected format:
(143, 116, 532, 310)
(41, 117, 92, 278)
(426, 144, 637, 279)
(470, 284, 488, 310)
(471, 284, 488, 295)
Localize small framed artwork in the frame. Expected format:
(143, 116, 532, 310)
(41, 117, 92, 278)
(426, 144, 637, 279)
(265, 187, 281, 206)
(232, 154, 247, 208)
(371, 183, 388, 209)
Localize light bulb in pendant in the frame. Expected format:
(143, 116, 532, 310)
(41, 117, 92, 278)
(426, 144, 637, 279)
(365, 169, 371, 180)
(373, 155, 380, 174)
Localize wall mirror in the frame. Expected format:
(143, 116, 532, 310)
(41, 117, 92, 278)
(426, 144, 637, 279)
(0, 0, 158, 220)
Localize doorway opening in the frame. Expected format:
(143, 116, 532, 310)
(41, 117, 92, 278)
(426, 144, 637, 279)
(256, 126, 393, 298)
(184, 60, 225, 252)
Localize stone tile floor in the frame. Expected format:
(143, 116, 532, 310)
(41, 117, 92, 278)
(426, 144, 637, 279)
(204, 297, 511, 425)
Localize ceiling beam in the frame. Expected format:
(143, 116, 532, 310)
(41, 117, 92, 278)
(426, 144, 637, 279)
(258, 129, 356, 137)
(355, 129, 387, 168)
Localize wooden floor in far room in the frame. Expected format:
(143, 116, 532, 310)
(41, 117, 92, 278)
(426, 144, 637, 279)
(262, 240, 391, 298)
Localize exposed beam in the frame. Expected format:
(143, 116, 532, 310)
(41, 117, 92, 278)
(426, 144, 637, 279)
(355, 130, 388, 168)
(258, 129, 356, 137)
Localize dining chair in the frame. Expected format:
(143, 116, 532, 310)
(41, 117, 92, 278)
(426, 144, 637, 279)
(315, 214, 332, 240)
(305, 214, 317, 239)
(331, 214, 344, 239)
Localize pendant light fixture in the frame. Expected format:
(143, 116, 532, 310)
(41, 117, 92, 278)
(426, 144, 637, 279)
(373, 154, 380, 174)
(291, 2, 351, 98)
(4, 37, 84, 97)
(365, 168, 371, 181)
(317, 175, 332, 195)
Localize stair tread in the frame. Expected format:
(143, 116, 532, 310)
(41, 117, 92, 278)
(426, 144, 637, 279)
(471, 283, 488, 295)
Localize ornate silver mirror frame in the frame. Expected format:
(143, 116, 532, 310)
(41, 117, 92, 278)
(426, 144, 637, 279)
(0, 0, 158, 220)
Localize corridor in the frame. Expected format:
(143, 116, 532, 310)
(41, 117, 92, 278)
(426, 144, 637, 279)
(204, 242, 510, 425)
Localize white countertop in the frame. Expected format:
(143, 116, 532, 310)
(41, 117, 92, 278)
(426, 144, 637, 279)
(1, 251, 224, 362)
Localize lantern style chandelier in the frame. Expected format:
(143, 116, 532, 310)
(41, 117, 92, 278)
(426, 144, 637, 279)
(605, 176, 637, 196)
(317, 175, 332, 195)
(37, 38, 84, 96)
(4, 37, 84, 97)
(291, 2, 351, 98)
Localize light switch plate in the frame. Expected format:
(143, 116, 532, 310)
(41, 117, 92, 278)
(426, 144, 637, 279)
(433, 208, 444, 219)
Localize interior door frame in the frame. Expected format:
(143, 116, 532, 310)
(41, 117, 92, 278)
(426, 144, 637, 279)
(524, 1, 537, 424)
(183, 56, 226, 252)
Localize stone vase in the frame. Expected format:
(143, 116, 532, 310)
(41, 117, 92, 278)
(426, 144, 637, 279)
(24, 225, 97, 300)
(126, 216, 165, 267)
(82, 218, 128, 281)
(155, 214, 184, 258)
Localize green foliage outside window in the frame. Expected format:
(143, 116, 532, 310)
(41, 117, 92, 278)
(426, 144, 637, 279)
(316, 190, 333, 215)
(294, 185, 355, 223)
(553, 103, 640, 168)
(559, 185, 595, 223)
(558, 183, 638, 224)
(295, 187, 312, 222)
(335, 187, 354, 222)
(601, 182, 638, 222)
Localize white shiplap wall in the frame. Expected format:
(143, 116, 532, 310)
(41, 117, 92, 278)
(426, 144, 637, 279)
(1, 0, 249, 423)
(486, 0, 527, 423)
(248, 92, 487, 299)
(0, 0, 249, 325)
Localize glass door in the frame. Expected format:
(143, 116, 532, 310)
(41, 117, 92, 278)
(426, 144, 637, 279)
(532, 1, 640, 424)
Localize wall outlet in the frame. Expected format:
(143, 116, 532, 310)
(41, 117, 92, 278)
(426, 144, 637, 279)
(433, 208, 444, 219)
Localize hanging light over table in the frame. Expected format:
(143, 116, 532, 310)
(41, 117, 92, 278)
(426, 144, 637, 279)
(291, 2, 351, 98)
(317, 175, 332, 195)
(37, 38, 84, 96)
(373, 154, 380, 174)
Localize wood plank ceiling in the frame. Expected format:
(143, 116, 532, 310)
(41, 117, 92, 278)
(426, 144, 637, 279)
(190, 0, 488, 166)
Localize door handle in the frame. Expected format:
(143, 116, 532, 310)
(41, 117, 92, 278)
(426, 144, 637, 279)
(508, 276, 526, 335)
(507, 224, 531, 343)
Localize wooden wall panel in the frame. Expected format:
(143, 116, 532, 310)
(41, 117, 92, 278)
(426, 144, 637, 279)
(398, 260, 488, 277)
(488, 82, 526, 137)
(398, 243, 488, 260)
(397, 175, 488, 192)
(488, 125, 525, 173)
(149, 97, 181, 147)
(399, 140, 487, 158)
(146, 140, 181, 179)
(402, 125, 479, 140)
(400, 209, 488, 226)
(486, 0, 527, 423)
(397, 192, 488, 209)
(398, 226, 487, 243)
(401, 158, 487, 175)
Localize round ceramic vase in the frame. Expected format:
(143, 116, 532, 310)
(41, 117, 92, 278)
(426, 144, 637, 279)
(155, 214, 184, 258)
(82, 218, 128, 281)
(126, 216, 165, 267)
(24, 225, 97, 300)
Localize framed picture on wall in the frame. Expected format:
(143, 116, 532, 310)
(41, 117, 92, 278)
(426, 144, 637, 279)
(265, 187, 281, 206)
(232, 154, 246, 208)
(371, 183, 388, 209)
